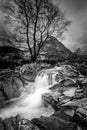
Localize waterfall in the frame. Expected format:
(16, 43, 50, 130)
(0, 66, 77, 120)
(0, 71, 55, 120)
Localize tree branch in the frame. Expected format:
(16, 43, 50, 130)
(23, 0, 33, 58)
(36, 31, 49, 57)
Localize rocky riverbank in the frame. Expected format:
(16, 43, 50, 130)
(0, 63, 51, 103)
(0, 63, 87, 130)
(0, 108, 86, 130)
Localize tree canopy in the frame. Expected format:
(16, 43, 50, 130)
(0, 0, 71, 62)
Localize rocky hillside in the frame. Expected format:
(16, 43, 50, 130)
(40, 36, 72, 61)
(0, 40, 24, 69)
(0, 38, 23, 57)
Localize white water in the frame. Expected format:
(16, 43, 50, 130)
(0, 72, 55, 120)
(0, 67, 76, 119)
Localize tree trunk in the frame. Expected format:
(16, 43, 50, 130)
(26, 27, 33, 60)
(33, 2, 39, 62)
(32, 55, 37, 62)
(24, 2, 33, 61)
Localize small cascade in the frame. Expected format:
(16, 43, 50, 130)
(35, 74, 49, 89)
(48, 73, 58, 86)
(0, 70, 55, 120)
(0, 66, 76, 120)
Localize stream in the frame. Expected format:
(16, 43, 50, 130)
(0, 67, 76, 119)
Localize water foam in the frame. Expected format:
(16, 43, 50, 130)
(0, 72, 54, 119)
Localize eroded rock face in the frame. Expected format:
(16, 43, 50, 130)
(0, 73, 25, 102)
(61, 98, 87, 128)
(3, 77, 24, 99)
(0, 91, 7, 102)
(0, 118, 4, 130)
(32, 110, 79, 130)
(0, 110, 84, 130)
(18, 119, 40, 130)
(0, 115, 40, 130)
(42, 93, 58, 111)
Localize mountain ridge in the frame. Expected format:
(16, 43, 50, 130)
(41, 36, 73, 61)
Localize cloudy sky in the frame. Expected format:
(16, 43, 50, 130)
(52, 0, 87, 53)
(0, 0, 87, 53)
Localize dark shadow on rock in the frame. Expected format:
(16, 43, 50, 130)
(32, 109, 79, 130)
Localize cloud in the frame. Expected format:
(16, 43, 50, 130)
(52, 0, 87, 14)
(0, 0, 87, 53)
(52, 0, 87, 53)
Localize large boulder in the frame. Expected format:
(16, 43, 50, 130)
(42, 93, 58, 111)
(0, 118, 4, 130)
(62, 98, 87, 110)
(18, 119, 40, 130)
(0, 72, 25, 101)
(3, 77, 24, 99)
(0, 115, 40, 130)
(0, 91, 7, 102)
(32, 110, 79, 130)
(72, 108, 87, 127)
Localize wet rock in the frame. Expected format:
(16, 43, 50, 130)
(19, 119, 40, 130)
(3, 76, 24, 99)
(0, 91, 7, 102)
(62, 98, 87, 111)
(76, 108, 87, 117)
(42, 93, 58, 111)
(3, 118, 15, 130)
(72, 108, 87, 127)
(70, 86, 87, 100)
(16, 115, 21, 123)
(49, 84, 59, 90)
(32, 110, 78, 130)
(59, 79, 75, 87)
(0, 118, 4, 130)
(58, 95, 71, 104)
(1, 115, 40, 130)
(74, 88, 85, 99)
(20, 63, 51, 82)
(0, 74, 25, 102)
(3, 116, 21, 130)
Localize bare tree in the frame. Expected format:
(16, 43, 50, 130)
(0, 0, 71, 62)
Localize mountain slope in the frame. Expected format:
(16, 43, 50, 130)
(41, 36, 72, 61)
